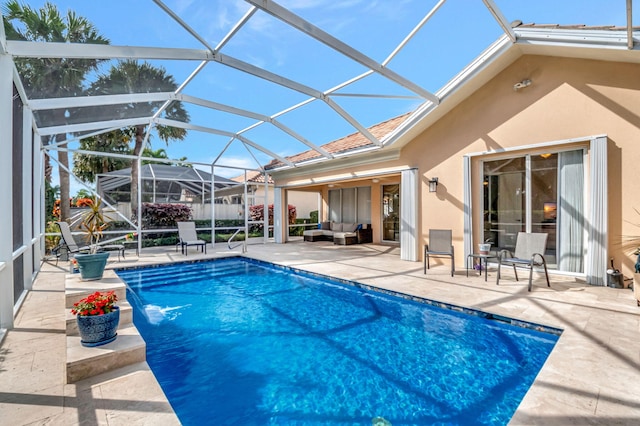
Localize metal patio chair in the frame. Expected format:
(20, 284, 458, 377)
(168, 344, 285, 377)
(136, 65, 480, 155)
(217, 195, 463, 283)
(177, 221, 207, 255)
(424, 229, 455, 277)
(53, 221, 91, 265)
(496, 232, 550, 291)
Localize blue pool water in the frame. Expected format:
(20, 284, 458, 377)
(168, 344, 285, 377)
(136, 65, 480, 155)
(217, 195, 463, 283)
(117, 258, 559, 426)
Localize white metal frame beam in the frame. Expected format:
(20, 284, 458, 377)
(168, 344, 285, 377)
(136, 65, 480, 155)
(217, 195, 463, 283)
(38, 117, 152, 136)
(244, 0, 439, 105)
(4, 0, 450, 167)
(155, 117, 294, 167)
(482, 0, 517, 43)
(28, 92, 174, 110)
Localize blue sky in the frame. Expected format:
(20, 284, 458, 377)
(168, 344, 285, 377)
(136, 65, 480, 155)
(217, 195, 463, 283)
(8, 1, 630, 192)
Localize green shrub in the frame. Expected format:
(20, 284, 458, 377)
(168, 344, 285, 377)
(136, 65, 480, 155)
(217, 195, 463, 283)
(249, 204, 297, 229)
(141, 203, 192, 228)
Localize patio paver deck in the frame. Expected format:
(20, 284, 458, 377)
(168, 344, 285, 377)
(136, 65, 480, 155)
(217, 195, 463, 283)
(1, 240, 639, 425)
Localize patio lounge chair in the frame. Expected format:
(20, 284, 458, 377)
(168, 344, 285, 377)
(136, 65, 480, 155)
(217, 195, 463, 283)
(177, 221, 207, 255)
(53, 221, 125, 263)
(424, 229, 455, 277)
(53, 221, 90, 265)
(496, 232, 550, 291)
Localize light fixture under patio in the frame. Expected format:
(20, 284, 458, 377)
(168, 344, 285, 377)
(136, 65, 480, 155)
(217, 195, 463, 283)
(513, 78, 532, 91)
(429, 177, 438, 192)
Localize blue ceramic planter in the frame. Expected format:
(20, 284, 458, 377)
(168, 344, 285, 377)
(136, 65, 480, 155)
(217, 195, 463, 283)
(76, 306, 120, 347)
(75, 252, 110, 281)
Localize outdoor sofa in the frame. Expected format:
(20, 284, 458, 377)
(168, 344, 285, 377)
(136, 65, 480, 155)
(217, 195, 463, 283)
(303, 222, 372, 245)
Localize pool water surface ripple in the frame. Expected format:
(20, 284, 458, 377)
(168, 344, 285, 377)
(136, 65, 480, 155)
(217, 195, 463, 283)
(117, 257, 559, 426)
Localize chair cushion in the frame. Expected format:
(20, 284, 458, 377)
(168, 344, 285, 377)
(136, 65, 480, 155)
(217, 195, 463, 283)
(334, 232, 357, 238)
(331, 222, 343, 232)
(183, 240, 205, 245)
(320, 221, 331, 230)
(304, 230, 324, 237)
(342, 223, 357, 232)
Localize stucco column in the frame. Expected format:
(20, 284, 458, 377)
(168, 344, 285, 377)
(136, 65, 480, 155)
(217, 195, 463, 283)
(273, 187, 284, 244)
(400, 169, 419, 261)
(0, 52, 15, 330)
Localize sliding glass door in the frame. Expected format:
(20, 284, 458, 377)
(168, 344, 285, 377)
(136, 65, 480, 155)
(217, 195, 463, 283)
(382, 184, 400, 243)
(482, 149, 584, 272)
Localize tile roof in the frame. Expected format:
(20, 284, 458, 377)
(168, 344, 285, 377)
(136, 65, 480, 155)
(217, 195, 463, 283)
(265, 112, 411, 170)
(230, 170, 274, 184)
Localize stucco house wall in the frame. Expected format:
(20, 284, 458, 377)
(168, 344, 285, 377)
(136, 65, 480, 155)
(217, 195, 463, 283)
(403, 54, 639, 276)
(274, 54, 640, 279)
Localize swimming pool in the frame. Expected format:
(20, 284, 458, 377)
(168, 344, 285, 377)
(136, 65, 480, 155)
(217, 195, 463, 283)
(117, 257, 560, 425)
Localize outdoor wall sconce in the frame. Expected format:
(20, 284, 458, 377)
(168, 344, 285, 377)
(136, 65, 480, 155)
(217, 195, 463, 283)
(513, 78, 532, 91)
(429, 177, 438, 192)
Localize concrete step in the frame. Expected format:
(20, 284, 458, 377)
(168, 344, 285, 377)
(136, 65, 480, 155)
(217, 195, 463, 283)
(65, 270, 127, 309)
(66, 324, 146, 383)
(66, 301, 133, 336)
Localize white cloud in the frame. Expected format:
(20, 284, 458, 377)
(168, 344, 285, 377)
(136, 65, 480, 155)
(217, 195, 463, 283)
(173, 0, 196, 15)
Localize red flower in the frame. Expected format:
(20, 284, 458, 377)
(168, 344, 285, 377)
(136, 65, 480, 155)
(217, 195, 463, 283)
(71, 291, 118, 316)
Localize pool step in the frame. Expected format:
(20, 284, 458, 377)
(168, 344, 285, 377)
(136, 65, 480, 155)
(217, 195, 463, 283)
(120, 263, 247, 288)
(65, 271, 128, 309)
(66, 324, 146, 383)
(65, 270, 147, 384)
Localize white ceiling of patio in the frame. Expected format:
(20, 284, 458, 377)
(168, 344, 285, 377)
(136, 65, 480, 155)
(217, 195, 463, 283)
(1, 0, 635, 173)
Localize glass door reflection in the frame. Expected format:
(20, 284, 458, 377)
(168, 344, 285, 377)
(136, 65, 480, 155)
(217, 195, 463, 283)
(382, 184, 400, 242)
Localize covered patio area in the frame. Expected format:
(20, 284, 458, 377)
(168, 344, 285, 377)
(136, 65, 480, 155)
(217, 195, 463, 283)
(1, 241, 639, 424)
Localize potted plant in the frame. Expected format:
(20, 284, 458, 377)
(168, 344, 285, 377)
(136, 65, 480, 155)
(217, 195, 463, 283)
(71, 290, 120, 347)
(74, 196, 111, 280)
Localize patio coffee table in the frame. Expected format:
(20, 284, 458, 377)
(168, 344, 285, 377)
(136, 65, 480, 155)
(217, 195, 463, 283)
(466, 253, 497, 281)
(101, 244, 125, 261)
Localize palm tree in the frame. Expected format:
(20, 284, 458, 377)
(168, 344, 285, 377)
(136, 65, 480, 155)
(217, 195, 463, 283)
(88, 60, 189, 216)
(3, 1, 109, 221)
(141, 147, 170, 166)
(73, 129, 133, 184)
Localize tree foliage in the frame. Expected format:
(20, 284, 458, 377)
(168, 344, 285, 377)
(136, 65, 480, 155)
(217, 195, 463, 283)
(73, 129, 133, 183)
(88, 60, 190, 216)
(3, 0, 109, 220)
